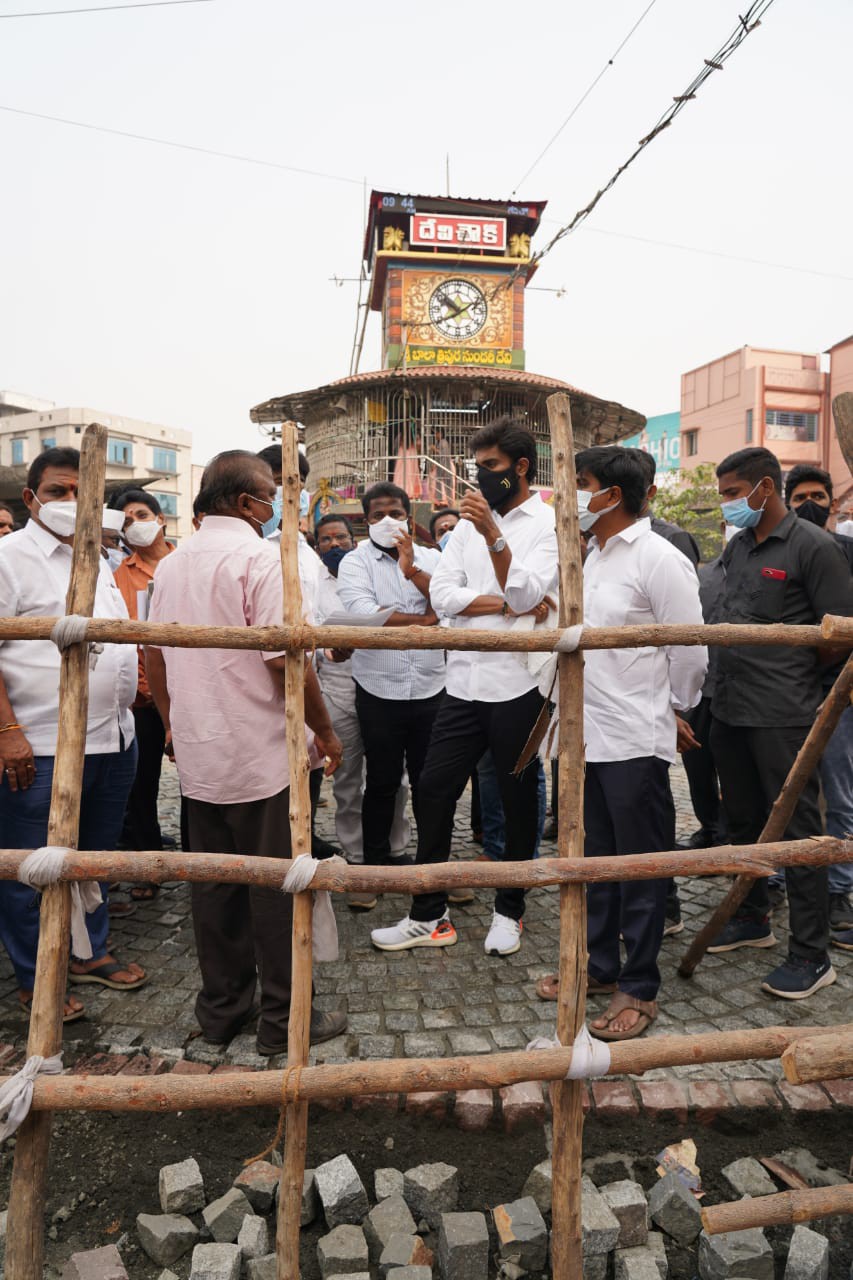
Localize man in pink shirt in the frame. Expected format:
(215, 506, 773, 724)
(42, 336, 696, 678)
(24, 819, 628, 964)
(146, 450, 346, 1054)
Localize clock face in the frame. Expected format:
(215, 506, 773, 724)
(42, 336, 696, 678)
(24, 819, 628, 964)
(429, 278, 488, 342)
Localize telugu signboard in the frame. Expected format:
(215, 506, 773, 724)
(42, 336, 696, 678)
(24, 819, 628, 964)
(410, 214, 507, 251)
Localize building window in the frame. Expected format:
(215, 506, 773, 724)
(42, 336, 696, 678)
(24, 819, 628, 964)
(745, 409, 753, 443)
(151, 491, 178, 517)
(683, 429, 699, 457)
(11, 439, 24, 465)
(765, 410, 818, 443)
(153, 446, 177, 473)
(42, 437, 56, 451)
(108, 437, 134, 466)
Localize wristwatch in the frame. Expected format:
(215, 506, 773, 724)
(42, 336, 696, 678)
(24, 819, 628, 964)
(487, 536, 507, 554)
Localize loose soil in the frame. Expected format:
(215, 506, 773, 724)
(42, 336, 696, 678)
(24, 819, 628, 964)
(2, 1102, 851, 1278)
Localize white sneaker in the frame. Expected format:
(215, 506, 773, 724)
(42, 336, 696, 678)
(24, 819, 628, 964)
(371, 914, 457, 952)
(485, 912, 523, 956)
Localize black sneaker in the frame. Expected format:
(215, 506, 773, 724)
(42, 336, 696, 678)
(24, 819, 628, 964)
(256, 1008, 348, 1055)
(707, 915, 776, 953)
(829, 892, 853, 930)
(831, 927, 853, 952)
(761, 955, 836, 1000)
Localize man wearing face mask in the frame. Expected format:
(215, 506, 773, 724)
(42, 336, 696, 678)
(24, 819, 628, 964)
(429, 509, 460, 550)
(313, 514, 411, 905)
(535, 447, 706, 1035)
(110, 490, 175, 895)
(0, 448, 147, 1023)
(372, 419, 558, 957)
(337, 482, 444, 881)
(707, 447, 853, 999)
(146, 451, 346, 1052)
(256, 445, 322, 623)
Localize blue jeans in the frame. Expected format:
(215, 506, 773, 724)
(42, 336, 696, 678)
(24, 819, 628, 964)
(477, 751, 547, 860)
(0, 744, 138, 990)
(820, 706, 853, 895)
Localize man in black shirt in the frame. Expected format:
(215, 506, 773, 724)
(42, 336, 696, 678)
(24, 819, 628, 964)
(707, 447, 853, 999)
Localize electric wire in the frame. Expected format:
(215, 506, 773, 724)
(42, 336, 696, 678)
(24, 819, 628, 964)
(496, 0, 778, 296)
(512, 0, 660, 194)
(0, 0, 212, 16)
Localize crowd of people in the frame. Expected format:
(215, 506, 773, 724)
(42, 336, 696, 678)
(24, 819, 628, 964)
(0, 421, 851, 1052)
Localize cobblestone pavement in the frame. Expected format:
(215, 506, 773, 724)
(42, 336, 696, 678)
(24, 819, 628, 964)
(1, 761, 850, 1087)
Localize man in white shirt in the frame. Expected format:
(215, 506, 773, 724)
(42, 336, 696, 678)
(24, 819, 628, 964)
(314, 514, 411, 901)
(371, 419, 558, 958)
(337, 483, 444, 888)
(0, 448, 147, 1023)
(575, 446, 706, 1040)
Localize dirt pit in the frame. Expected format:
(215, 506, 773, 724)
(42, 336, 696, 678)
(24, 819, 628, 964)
(2, 1103, 851, 1278)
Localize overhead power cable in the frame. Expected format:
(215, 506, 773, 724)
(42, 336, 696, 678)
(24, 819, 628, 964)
(0, 104, 364, 186)
(498, 0, 778, 294)
(0, 0, 212, 16)
(512, 0, 660, 194)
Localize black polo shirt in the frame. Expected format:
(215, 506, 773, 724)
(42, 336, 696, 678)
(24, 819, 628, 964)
(650, 516, 701, 567)
(711, 511, 853, 728)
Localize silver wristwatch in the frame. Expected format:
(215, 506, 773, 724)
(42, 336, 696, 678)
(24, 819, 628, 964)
(487, 536, 507, 554)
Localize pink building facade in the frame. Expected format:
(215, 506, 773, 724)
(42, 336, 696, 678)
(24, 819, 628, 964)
(680, 340, 853, 510)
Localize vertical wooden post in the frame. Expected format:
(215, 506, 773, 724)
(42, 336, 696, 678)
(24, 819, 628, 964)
(276, 425, 313, 1280)
(546, 394, 586, 1279)
(5, 424, 107, 1280)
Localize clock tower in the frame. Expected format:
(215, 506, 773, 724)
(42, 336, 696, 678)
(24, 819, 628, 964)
(364, 192, 546, 371)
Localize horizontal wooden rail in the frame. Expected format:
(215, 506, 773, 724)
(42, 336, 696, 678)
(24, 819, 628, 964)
(0, 837, 848, 891)
(781, 1030, 853, 1085)
(702, 1185, 853, 1235)
(0, 615, 839, 654)
(2, 1024, 845, 1113)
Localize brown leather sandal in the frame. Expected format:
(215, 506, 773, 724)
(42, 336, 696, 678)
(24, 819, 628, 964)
(535, 973, 618, 1002)
(589, 991, 658, 1041)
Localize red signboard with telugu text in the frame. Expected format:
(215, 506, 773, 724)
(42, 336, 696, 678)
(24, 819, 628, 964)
(409, 214, 506, 251)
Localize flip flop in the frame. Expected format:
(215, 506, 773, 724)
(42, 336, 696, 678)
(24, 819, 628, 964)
(589, 992, 657, 1041)
(19, 990, 85, 1023)
(69, 958, 148, 991)
(535, 973, 618, 1002)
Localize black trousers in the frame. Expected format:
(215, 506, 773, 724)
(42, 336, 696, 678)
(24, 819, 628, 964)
(710, 718, 828, 960)
(682, 697, 727, 843)
(411, 688, 544, 923)
(586, 758, 675, 1002)
(355, 684, 443, 866)
(185, 787, 294, 1045)
(121, 704, 165, 850)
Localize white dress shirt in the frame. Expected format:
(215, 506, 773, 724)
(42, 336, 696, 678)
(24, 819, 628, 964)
(336, 539, 445, 700)
(315, 563, 358, 714)
(0, 520, 137, 755)
(428, 492, 559, 702)
(583, 517, 707, 763)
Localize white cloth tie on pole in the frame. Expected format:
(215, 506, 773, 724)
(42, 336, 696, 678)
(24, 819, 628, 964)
(555, 625, 583, 653)
(282, 854, 346, 962)
(526, 1025, 612, 1080)
(18, 846, 102, 960)
(0, 1053, 63, 1141)
(50, 614, 103, 670)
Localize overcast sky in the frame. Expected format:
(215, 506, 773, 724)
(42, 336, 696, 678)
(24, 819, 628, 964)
(2, 0, 850, 463)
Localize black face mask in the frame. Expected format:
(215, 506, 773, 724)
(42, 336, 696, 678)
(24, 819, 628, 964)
(794, 500, 830, 529)
(477, 464, 520, 510)
(320, 546, 351, 576)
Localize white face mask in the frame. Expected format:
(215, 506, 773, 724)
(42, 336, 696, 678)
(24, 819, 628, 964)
(36, 497, 77, 537)
(576, 488, 619, 533)
(369, 515, 408, 549)
(124, 519, 162, 548)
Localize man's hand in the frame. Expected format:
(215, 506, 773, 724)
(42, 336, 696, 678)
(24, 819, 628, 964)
(0, 728, 36, 792)
(675, 714, 701, 754)
(460, 490, 500, 543)
(396, 529, 416, 576)
(417, 608, 439, 627)
(325, 648, 354, 663)
(314, 727, 344, 776)
(164, 728, 175, 762)
(507, 595, 556, 622)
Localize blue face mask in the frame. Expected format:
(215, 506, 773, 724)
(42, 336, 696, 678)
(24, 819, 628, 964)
(438, 530, 453, 551)
(246, 492, 283, 539)
(320, 546, 351, 576)
(299, 488, 310, 519)
(720, 479, 767, 530)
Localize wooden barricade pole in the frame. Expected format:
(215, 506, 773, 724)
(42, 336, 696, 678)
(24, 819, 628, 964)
(781, 1029, 853, 1084)
(702, 1185, 853, 1234)
(5, 424, 107, 1280)
(276, 425, 313, 1280)
(547, 393, 587, 1278)
(679, 649, 853, 977)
